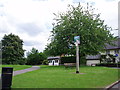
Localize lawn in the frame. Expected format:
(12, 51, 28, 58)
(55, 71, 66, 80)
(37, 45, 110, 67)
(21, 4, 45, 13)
(2, 65, 32, 71)
(12, 65, 119, 88)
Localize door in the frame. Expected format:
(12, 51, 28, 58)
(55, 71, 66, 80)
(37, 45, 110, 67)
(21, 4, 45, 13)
(52, 60, 55, 66)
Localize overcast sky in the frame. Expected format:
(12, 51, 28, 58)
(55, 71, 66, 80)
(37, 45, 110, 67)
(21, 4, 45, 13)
(0, 0, 119, 54)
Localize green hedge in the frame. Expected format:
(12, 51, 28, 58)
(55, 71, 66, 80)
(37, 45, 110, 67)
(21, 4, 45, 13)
(96, 63, 120, 67)
(60, 56, 86, 65)
(61, 56, 76, 64)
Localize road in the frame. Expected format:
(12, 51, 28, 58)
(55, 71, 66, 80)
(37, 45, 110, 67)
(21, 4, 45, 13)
(108, 81, 120, 90)
(13, 66, 40, 76)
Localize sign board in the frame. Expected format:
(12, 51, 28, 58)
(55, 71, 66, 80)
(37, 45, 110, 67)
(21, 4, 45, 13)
(74, 36, 80, 44)
(115, 54, 118, 57)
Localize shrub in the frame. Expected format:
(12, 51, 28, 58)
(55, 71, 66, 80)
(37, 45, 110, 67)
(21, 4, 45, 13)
(42, 60, 48, 65)
(18, 58, 27, 65)
(26, 48, 47, 65)
(60, 56, 86, 65)
(61, 56, 76, 64)
(96, 63, 120, 67)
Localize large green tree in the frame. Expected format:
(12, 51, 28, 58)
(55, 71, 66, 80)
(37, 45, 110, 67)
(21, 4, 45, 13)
(44, 3, 115, 57)
(2, 33, 25, 64)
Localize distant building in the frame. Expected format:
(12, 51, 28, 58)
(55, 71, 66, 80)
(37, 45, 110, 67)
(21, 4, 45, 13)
(104, 38, 120, 55)
(86, 55, 101, 66)
(47, 38, 120, 66)
(47, 56, 61, 66)
(86, 38, 120, 66)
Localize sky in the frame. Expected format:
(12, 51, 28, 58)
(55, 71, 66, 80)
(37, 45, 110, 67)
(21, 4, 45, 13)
(0, 0, 119, 55)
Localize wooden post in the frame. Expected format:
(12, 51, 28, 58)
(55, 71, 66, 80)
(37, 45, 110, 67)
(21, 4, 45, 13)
(74, 36, 80, 74)
(76, 43, 79, 73)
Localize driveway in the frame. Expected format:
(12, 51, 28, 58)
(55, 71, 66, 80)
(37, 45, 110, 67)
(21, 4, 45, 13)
(13, 66, 40, 76)
(106, 80, 120, 90)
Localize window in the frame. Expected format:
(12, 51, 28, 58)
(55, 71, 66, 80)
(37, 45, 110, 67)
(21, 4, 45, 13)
(55, 60, 58, 63)
(114, 50, 119, 54)
(106, 50, 110, 55)
(49, 60, 52, 63)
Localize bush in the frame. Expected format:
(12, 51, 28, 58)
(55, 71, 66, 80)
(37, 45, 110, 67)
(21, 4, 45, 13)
(61, 56, 76, 64)
(26, 53, 42, 65)
(96, 63, 120, 67)
(61, 56, 86, 65)
(42, 60, 48, 65)
(80, 56, 86, 65)
(26, 48, 47, 65)
(18, 58, 27, 65)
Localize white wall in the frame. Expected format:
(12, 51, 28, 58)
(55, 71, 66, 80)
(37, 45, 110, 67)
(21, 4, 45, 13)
(48, 60, 59, 66)
(86, 60, 100, 66)
(110, 50, 115, 55)
(100, 51, 106, 55)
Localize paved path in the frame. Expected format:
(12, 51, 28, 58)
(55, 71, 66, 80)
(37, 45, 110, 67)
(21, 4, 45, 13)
(106, 80, 120, 90)
(109, 82, 120, 90)
(111, 82, 120, 88)
(13, 66, 40, 76)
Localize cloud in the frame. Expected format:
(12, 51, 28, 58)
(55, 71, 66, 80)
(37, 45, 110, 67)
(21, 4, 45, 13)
(18, 23, 43, 36)
(24, 40, 42, 46)
(93, 0, 118, 29)
(0, 0, 119, 54)
(0, 20, 9, 33)
(105, 0, 116, 2)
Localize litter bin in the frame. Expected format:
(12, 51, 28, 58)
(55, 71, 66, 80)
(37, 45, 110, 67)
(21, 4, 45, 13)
(2, 67, 13, 89)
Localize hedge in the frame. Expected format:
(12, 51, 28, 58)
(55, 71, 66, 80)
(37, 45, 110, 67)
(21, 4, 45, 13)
(61, 56, 76, 64)
(60, 56, 86, 65)
(96, 63, 120, 67)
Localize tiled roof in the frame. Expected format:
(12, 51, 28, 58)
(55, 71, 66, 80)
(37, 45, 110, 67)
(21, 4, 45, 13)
(104, 38, 120, 50)
(47, 56, 60, 60)
(86, 54, 101, 60)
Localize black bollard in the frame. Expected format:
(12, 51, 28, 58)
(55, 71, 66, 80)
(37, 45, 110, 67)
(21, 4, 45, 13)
(2, 67, 13, 89)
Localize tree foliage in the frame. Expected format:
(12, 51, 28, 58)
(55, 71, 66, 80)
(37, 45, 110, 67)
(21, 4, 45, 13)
(44, 3, 115, 57)
(2, 33, 25, 64)
(26, 48, 47, 65)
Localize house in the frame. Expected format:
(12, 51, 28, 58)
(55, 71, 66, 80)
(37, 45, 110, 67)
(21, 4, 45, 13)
(86, 55, 101, 66)
(103, 38, 120, 63)
(47, 56, 61, 66)
(86, 38, 120, 66)
(104, 38, 120, 56)
(47, 38, 120, 66)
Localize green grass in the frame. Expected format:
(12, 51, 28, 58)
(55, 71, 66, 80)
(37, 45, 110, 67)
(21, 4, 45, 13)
(2, 65, 32, 71)
(12, 65, 119, 88)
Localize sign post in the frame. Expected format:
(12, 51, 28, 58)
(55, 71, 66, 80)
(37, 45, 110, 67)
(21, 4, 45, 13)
(115, 54, 119, 68)
(74, 36, 80, 73)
